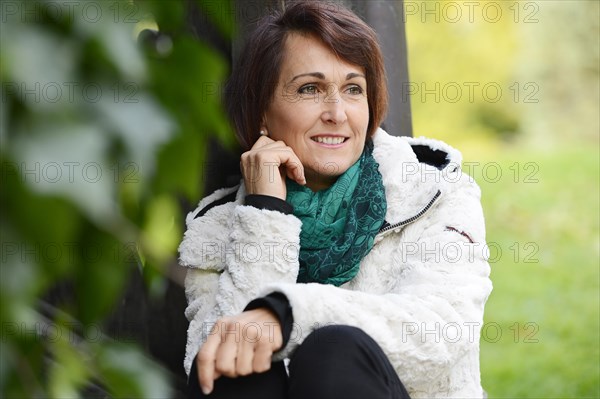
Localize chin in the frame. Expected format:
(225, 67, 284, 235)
(314, 159, 350, 176)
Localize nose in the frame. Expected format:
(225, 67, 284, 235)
(320, 85, 347, 125)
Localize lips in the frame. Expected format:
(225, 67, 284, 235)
(310, 135, 348, 145)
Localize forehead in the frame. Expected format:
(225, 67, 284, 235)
(279, 33, 365, 80)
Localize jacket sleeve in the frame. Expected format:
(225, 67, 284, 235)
(258, 174, 493, 388)
(179, 188, 302, 375)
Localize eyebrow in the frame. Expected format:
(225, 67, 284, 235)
(289, 72, 366, 83)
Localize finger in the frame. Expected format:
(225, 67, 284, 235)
(215, 322, 241, 378)
(215, 342, 238, 378)
(243, 145, 303, 179)
(241, 141, 289, 172)
(250, 135, 276, 149)
(251, 139, 300, 154)
(252, 343, 273, 374)
(197, 328, 222, 395)
(278, 150, 305, 185)
(250, 144, 303, 177)
(235, 340, 255, 376)
(237, 317, 268, 376)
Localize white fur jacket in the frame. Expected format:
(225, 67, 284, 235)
(178, 128, 493, 398)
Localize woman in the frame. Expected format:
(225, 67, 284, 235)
(179, 2, 492, 398)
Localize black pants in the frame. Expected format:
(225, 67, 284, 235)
(188, 325, 411, 399)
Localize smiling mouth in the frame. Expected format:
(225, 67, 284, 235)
(311, 136, 348, 145)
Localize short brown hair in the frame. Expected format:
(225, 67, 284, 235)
(225, 1, 388, 150)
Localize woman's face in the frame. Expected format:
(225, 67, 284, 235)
(263, 33, 370, 192)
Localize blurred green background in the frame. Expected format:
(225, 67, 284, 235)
(405, 1, 599, 397)
(1, 0, 598, 397)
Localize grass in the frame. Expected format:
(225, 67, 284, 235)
(473, 142, 599, 397)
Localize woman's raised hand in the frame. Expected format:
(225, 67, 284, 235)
(240, 136, 306, 200)
(196, 309, 283, 395)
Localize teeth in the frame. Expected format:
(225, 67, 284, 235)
(313, 136, 345, 145)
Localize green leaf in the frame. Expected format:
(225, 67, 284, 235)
(141, 195, 182, 263)
(96, 342, 171, 398)
(11, 124, 118, 226)
(74, 229, 130, 325)
(95, 93, 174, 180)
(152, 128, 205, 199)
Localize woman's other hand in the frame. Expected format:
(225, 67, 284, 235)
(241, 136, 306, 200)
(196, 308, 283, 395)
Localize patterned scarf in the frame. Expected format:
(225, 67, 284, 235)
(286, 140, 387, 286)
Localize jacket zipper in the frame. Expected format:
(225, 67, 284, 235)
(375, 190, 442, 240)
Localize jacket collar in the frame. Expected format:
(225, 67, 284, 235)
(371, 128, 462, 225)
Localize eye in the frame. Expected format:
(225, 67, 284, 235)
(298, 84, 319, 95)
(346, 84, 364, 95)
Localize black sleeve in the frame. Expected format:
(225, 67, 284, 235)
(245, 194, 294, 215)
(245, 292, 294, 348)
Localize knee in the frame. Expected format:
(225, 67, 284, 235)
(289, 326, 400, 399)
(300, 325, 369, 354)
(290, 325, 373, 371)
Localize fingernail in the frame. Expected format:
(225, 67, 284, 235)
(201, 385, 211, 395)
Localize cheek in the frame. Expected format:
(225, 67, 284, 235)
(268, 103, 308, 136)
(361, 103, 370, 125)
(350, 101, 370, 127)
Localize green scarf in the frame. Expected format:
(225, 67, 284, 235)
(286, 140, 387, 286)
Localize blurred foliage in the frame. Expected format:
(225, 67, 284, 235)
(1, 0, 235, 397)
(405, 0, 599, 156)
(406, 1, 599, 396)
